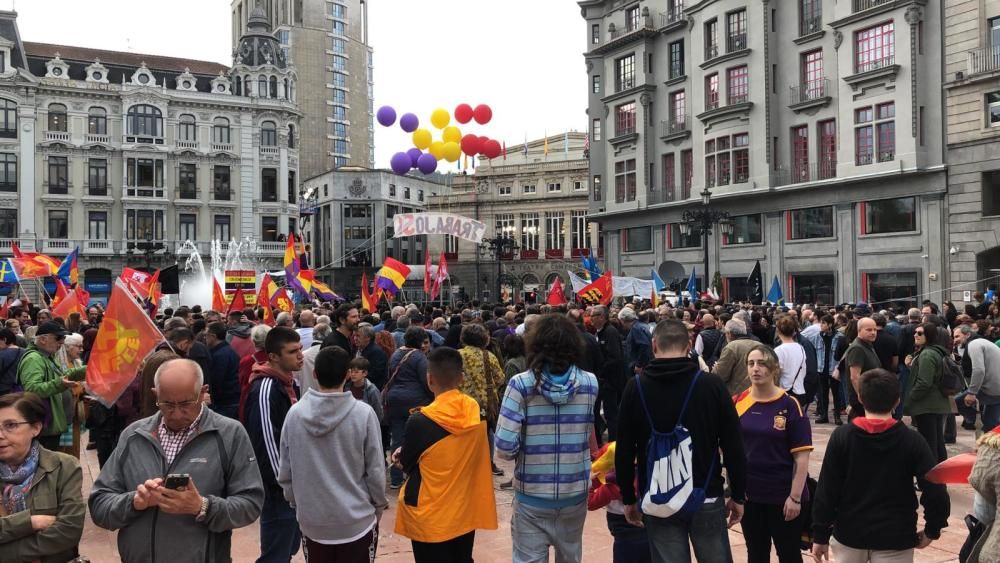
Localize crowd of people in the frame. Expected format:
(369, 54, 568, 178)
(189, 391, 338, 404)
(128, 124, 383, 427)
(0, 291, 998, 562)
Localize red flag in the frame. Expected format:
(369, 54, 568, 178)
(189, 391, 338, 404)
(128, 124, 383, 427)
(147, 269, 162, 318)
(0, 298, 8, 319)
(578, 272, 614, 306)
(120, 267, 153, 298)
(212, 277, 226, 312)
(424, 252, 433, 295)
(51, 279, 69, 308)
(361, 272, 375, 313)
(10, 243, 60, 274)
(8, 257, 54, 280)
(257, 273, 276, 326)
(430, 253, 449, 302)
(52, 286, 87, 319)
(547, 277, 567, 306)
(271, 287, 293, 313)
(227, 288, 247, 316)
(86, 278, 165, 406)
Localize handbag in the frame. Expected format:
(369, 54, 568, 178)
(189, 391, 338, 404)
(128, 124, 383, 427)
(381, 349, 416, 418)
(481, 349, 501, 426)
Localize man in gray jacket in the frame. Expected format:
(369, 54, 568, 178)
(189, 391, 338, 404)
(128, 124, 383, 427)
(89, 358, 265, 563)
(953, 324, 1000, 432)
(278, 345, 387, 559)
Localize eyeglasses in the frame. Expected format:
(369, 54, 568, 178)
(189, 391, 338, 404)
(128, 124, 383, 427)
(156, 400, 200, 412)
(0, 420, 32, 434)
(915, 331, 925, 336)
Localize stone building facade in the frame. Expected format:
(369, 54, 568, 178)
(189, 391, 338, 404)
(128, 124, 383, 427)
(943, 0, 1000, 301)
(232, 0, 374, 178)
(0, 9, 300, 301)
(580, 0, 946, 309)
(425, 133, 598, 303)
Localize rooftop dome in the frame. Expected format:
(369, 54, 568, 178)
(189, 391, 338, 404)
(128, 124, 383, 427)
(234, 2, 286, 69)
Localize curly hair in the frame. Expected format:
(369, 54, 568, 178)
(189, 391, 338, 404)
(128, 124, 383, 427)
(526, 314, 584, 390)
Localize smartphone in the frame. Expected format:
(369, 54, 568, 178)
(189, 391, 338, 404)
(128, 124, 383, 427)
(164, 473, 190, 490)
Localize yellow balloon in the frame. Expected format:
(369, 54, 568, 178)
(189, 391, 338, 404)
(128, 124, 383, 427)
(442, 141, 461, 162)
(412, 128, 432, 150)
(430, 108, 450, 129)
(442, 126, 462, 144)
(429, 141, 445, 159)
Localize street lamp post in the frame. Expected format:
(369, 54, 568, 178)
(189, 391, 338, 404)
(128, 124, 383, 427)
(479, 227, 519, 303)
(678, 188, 732, 295)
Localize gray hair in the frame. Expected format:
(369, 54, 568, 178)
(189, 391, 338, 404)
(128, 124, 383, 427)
(725, 319, 747, 336)
(391, 306, 405, 320)
(591, 305, 609, 319)
(164, 317, 188, 331)
(251, 324, 272, 349)
(356, 323, 375, 339)
(312, 322, 333, 341)
(316, 315, 331, 326)
(63, 333, 84, 347)
(153, 358, 204, 393)
(276, 312, 292, 326)
(907, 308, 921, 320)
(618, 307, 638, 321)
(956, 324, 975, 336)
(396, 316, 410, 330)
(523, 313, 541, 334)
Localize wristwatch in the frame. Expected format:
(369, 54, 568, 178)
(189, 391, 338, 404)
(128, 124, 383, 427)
(195, 496, 210, 522)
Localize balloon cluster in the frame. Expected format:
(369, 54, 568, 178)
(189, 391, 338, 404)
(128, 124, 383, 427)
(378, 103, 501, 176)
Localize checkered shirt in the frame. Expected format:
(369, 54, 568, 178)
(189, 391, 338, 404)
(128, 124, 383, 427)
(156, 406, 204, 465)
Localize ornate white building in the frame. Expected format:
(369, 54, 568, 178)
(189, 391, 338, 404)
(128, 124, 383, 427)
(0, 7, 300, 301)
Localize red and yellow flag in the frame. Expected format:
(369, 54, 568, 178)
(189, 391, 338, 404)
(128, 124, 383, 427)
(256, 273, 277, 327)
(578, 272, 614, 306)
(9, 257, 54, 280)
(271, 287, 293, 313)
(361, 272, 374, 313)
(212, 277, 227, 312)
(52, 286, 88, 320)
(85, 278, 165, 406)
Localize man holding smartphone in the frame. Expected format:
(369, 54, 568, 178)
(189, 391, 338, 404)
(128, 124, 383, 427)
(89, 358, 265, 562)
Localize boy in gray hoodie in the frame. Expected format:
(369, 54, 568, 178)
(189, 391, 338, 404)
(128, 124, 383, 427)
(278, 345, 388, 561)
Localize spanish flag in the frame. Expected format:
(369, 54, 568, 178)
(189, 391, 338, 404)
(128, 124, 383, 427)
(375, 257, 410, 295)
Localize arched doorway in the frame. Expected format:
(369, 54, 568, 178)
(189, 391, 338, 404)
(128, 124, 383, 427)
(84, 268, 113, 306)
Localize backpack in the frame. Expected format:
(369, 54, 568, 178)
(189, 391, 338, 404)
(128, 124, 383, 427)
(634, 371, 715, 520)
(938, 353, 964, 396)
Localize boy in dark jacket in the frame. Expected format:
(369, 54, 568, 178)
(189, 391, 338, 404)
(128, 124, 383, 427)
(244, 327, 303, 563)
(812, 368, 951, 561)
(344, 357, 384, 424)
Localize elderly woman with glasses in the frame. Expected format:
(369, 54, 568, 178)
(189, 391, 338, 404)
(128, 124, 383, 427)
(53, 334, 86, 459)
(0, 392, 85, 562)
(18, 323, 87, 452)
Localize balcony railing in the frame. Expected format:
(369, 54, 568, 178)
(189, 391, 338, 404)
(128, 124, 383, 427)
(771, 161, 837, 186)
(610, 18, 654, 41)
(856, 152, 874, 166)
(661, 115, 689, 136)
(0, 239, 13, 253)
(545, 248, 565, 259)
(968, 46, 1000, 76)
(615, 124, 636, 137)
(853, 0, 893, 12)
(727, 93, 749, 105)
(44, 131, 70, 142)
(83, 240, 114, 255)
(727, 33, 747, 53)
(42, 239, 73, 254)
(260, 145, 279, 155)
(705, 93, 719, 110)
(790, 79, 829, 104)
(211, 142, 233, 152)
(85, 133, 110, 144)
(176, 140, 199, 150)
(177, 188, 200, 199)
(257, 242, 286, 256)
(705, 44, 719, 60)
(799, 15, 822, 36)
(669, 62, 685, 80)
(855, 55, 895, 74)
(86, 186, 108, 197)
(660, 6, 685, 27)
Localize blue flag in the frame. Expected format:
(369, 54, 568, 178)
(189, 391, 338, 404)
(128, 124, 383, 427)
(581, 254, 601, 282)
(0, 259, 16, 283)
(987, 288, 995, 303)
(767, 275, 783, 305)
(686, 267, 697, 298)
(651, 269, 666, 292)
(55, 246, 80, 286)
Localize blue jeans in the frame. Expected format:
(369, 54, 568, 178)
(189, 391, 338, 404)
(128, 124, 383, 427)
(956, 392, 1000, 432)
(511, 498, 587, 563)
(643, 498, 734, 563)
(257, 486, 300, 563)
(389, 414, 409, 486)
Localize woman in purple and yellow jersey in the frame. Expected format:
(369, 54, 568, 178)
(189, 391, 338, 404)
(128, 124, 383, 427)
(733, 344, 813, 563)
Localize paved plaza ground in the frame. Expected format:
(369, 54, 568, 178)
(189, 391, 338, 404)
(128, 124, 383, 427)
(78, 417, 980, 562)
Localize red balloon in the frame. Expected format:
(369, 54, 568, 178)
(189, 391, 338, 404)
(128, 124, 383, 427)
(454, 104, 474, 124)
(460, 134, 481, 157)
(926, 453, 977, 484)
(483, 139, 502, 159)
(473, 104, 493, 125)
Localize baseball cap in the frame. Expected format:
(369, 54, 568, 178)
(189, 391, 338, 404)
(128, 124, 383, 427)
(35, 321, 70, 338)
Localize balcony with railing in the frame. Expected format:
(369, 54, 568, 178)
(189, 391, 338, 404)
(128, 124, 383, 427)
(853, 0, 893, 12)
(519, 250, 538, 260)
(258, 241, 286, 256)
(211, 142, 234, 153)
(659, 115, 690, 141)
(85, 133, 111, 145)
(705, 44, 719, 61)
(856, 54, 895, 74)
(727, 92, 748, 105)
(727, 33, 747, 53)
(845, 54, 899, 87)
(968, 46, 1000, 77)
(771, 161, 837, 187)
(44, 130, 71, 143)
(260, 145, 279, 155)
(83, 240, 114, 255)
(610, 18, 655, 41)
(85, 185, 109, 197)
(0, 239, 13, 253)
(176, 140, 199, 150)
(789, 78, 832, 110)
(42, 239, 74, 254)
(659, 6, 685, 28)
(705, 91, 719, 111)
(799, 14, 822, 37)
(213, 188, 232, 201)
(545, 248, 565, 259)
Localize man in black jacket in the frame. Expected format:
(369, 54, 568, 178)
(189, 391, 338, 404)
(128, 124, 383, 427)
(812, 368, 950, 561)
(591, 305, 623, 444)
(617, 319, 747, 561)
(204, 321, 241, 419)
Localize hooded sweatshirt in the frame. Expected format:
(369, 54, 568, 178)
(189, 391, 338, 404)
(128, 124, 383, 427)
(244, 363, 298, 490)
(395, 389, 498, 543)
(494, 365, 599, 508)
(278, 388, 387, 543)
(812, 417, 950, 550)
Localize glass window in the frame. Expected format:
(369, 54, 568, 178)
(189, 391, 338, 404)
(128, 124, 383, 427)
(727, 9, 747, 52)
(726, 214, 762, 245)
(592, 175, 601, 201)
(48, 103, 67, 132)
(87, 211, 106, 241)
(127, 104, 162, 137)
(801, 49, 823, 92)
(983, 170, 1000, 216)
(669, 41, 684, 79)
(88, 159, 107, 195)
(0, 99, 16, 138)
(855, 21, 894, 73)
(214, 215, 231, 241)
(733, 133, 750, 183)
(867, 272, 918, 309)
(592, 23, 600, 44)
(178, 114, 196, 142)
(800, 0, 822, 36)
(625, 5, 640, 31)
(261, 216, 279, 242)
(792, 273, 834, 305)
(593, 75, 601, 94)
(669, 223, 701, 249)
(0, 153, 15, 192)
(614, 158, 637, 203)
(865, 197, 915, 234)
(261, 168, 278, 202)
(705, 19, 718, 59)
(705, 74, 719, 109)
(213, 118, 230, 144)
(261, 121, 277, 146)
(624, 226, 651, 252)
(179, 213, 197, 242)
(545, 212, 564, 251)
(615, 102, 636, 135)
(547, 182, 561, 193)
(214, 166, 231, 200)
(48, 156, 68, 194)
(88, 107, 107, 135)
(681, 150, 693, 199)
(179, 163, 197, 197)
(727, 66, 748, 104)
(521, 213, 539, 252)
(662, 154, 676, 199)
(818, 119, 837, 179)
(790, 206, 834, 239)
(48, 210, 68, 239)
(791, 125, 809, 182)
(571, 211, 589, 250)
(670, 91, 686, 127)
(726, 276, 752, 302)
(615, 54, 635, 91)
(988, 92, 1000, 127)
(0, 209, 15, 239)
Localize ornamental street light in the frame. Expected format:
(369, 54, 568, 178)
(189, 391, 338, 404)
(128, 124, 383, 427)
(678, 188, 732, 294)
(479, 226, 519, 303)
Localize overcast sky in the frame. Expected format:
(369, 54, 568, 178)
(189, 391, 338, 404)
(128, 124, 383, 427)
(11, 0, 586, 169)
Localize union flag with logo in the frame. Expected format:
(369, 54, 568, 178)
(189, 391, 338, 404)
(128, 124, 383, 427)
(86, 278, 165, 406)
(578, 271, 614, 306)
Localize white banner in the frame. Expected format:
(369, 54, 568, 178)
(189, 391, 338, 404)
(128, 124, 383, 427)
(567, 271, 656, 297)
(392, 212, 487, 244)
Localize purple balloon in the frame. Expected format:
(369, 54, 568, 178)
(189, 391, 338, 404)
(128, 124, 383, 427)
(399, 113, 419, 133)
(376, 106, 397, 127)
(416, 153, 438, 174)
(390, 152, 412, 175)
(406, 148, 423, 167)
